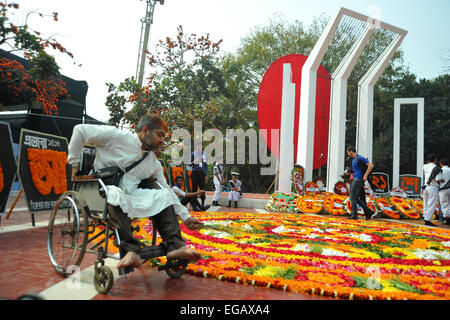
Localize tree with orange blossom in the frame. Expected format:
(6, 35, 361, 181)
(0, 1, 75, 114)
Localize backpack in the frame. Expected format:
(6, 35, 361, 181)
(357, 156, 372, 178)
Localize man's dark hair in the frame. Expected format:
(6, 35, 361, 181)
(426, 153, 437, 163)
(135, 113, 168, 133)
(440, 158, 449, 166)
(175, 175, 184, 182)
(346, 146, 356, 153)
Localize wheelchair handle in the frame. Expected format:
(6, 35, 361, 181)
(97, 178, 109, 220)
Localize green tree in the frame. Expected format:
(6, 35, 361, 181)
(106, 25, 225, 131)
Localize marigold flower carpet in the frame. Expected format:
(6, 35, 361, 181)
(122, 210, 450, 300)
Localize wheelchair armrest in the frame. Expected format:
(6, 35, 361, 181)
(73, 174, 100, 182)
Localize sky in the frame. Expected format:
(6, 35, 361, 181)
(6, 0, 450, 122)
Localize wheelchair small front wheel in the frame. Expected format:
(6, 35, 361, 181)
(94, 266, 114, 294)
(165, 259, 187, 278)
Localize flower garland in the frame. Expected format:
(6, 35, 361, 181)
(313, 178, 326, 191)
(123, 211, 450, 300)
(292, 168, 304, 195)
(266, 189, 435, 222)
(388, 197, 421, 220)
(265, 192, 301, 213)
(297, 196, 323, 214)
(375, 197, 401, 219)
(27, 148, 68, 196)
(304, 181, 321, 198)
(334, 181, 349, 196)
(323, 194, 347, 216)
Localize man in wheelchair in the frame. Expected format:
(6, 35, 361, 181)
(68, 113, 203, 270)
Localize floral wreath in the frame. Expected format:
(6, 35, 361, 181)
(375, 197, 401, 219)
(334, 181, 349, 196)
(265, 192, 301, 213)
(323, 194, 347, 216)
(305, 181, 321, 198)
(389, 197, 421, 220)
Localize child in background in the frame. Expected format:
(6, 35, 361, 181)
(227, 172, 242, 208)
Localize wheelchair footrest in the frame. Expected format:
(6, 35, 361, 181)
(139, 245, 166, 260)
(118, 266, 134, 277)
(157, 259, 188, 271)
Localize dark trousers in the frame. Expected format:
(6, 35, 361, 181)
(180, 197, 202, 210)
(108, 204, 185, 256)
(191, 170, 206, 204)
(349, 179, 373, 217)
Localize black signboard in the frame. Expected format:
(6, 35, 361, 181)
(369, 172, 390, 194)
(399, 175, 422, 197)
(0, 122, 17, 215)
(18, 129, 72, 213)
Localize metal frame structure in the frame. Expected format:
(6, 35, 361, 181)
(136, 0, 164, 87)
(392, 98, 424, 188)
(293, 7, 407, 188)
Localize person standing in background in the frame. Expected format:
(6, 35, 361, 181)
(191, 143, 208, 210)
(211, 157, 223, 207)
(346, 146, 374, 220)
(423, 154, 440, 227)
(437, 158, 450, 225)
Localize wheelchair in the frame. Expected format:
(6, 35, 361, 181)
(47, 153, 189, 294)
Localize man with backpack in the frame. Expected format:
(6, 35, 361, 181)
(346, 146, 375, 220)
(437, 158, 450, 225)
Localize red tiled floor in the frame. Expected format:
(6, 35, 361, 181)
(92, 264, 330, 300)
(0, 227, 88, 299)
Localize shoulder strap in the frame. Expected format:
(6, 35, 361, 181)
(427, 166, 442, 185)
(125, 152, 149, 173)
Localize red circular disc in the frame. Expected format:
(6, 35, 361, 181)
(257, 54, 331, 169)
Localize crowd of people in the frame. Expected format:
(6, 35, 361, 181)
(423, 154, 450, 226)
(344, 146, 449, 226)
(186, 144, 243, 210)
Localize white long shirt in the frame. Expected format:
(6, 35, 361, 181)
(67, 124, 190, 222)
(437, 165, 450, 188)
(172, 185, 186, 200)
(423, 163, 439, 187)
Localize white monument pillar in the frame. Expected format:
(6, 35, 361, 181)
(392, 98, 424, 188)
(297, 7, 344, 183)
(327, 24, 374, 192)
(278, 64, 296, 193)
(356, 32, 407, 160)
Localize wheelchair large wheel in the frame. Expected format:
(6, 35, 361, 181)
(165, 259, 188, 278)
(47, 191, 89, 276)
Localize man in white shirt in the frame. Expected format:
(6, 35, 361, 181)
(211, 157, 223, 207)
(422, 154, 439, 226)
(172, 176, 208, 211)
(437, 158, 450, 225)
(68, 114, 203, 269)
